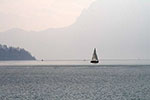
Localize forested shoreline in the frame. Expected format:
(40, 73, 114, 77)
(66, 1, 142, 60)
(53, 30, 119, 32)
(0, 44, 36, 60)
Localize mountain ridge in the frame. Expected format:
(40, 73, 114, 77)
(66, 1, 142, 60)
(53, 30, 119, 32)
(0, 0, 149, 59)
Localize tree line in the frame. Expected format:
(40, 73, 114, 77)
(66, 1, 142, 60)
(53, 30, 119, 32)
(0, 44, 36, 60)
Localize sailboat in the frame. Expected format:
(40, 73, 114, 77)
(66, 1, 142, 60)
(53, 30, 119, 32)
(90, 48, 99, 63)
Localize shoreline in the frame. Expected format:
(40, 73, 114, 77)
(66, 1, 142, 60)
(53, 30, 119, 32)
(0, 64, 149, 67)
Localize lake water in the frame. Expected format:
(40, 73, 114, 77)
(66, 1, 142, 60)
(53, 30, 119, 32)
(0, 59, 150, 66)
(0, 61, 150, 100)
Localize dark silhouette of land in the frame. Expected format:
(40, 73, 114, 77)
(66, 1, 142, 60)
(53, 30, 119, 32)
(0, 44, 36, 60)
(0, 0, 149, 59)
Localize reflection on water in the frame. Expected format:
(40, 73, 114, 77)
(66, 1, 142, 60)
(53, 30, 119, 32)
(0, 59, 150, 66)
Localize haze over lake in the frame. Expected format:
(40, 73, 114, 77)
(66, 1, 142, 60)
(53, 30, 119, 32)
(0, 0, 150, 99)
(0, 0, 149, 60)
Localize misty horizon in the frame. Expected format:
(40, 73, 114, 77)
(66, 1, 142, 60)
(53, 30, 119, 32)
(0, 0, 149, 60)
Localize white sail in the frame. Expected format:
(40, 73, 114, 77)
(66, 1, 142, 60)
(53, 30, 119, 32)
(91, 48, 99, 63)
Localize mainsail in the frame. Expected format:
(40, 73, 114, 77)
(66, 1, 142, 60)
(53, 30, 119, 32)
(91, 48, 99, 63)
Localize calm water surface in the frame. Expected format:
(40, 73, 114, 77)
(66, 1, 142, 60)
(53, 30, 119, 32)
(0, 59, 150, 66)
(0, 61, 150, 100)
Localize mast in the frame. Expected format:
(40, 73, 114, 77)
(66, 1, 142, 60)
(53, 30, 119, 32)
(92, 48, 98, 60)
(91, 48, 99, 63)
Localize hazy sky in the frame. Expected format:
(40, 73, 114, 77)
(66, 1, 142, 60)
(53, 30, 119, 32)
(0, 0, 95, 32)
(0, 0, 149, 60)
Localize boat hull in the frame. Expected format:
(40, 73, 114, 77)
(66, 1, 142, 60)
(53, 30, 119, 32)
(90, 60, 99, 63)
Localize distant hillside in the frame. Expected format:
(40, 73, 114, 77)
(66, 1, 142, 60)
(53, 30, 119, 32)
(0, 0, 149, 59)
(0, 44, 36, 60)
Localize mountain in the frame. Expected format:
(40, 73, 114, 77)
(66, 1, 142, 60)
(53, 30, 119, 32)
(0, 0, 149, 59)
(0, 44, 36, 60)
